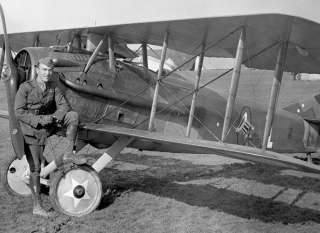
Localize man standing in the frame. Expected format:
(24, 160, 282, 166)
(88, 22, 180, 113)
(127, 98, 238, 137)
(14, 58, 85, 217)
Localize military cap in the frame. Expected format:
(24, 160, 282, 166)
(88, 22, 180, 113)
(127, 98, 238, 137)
(38, 57, 55, 68)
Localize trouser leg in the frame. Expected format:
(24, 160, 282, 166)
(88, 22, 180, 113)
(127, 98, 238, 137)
(25, 142, 44, 173)
(54, 111, 86, 166)
(25, 143, 51, 217)
(64, 113, 78, 158)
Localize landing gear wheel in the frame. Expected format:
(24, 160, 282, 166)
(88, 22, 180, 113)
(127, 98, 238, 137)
(0, 156, 31, 196)
(50, 164, 102, 217)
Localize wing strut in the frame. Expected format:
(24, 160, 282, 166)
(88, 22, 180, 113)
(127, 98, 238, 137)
(33, 39, 38, 47)
(84, 34, 107, 73)
(262, 40, 288, 150)
(108, 34, 116, 72)
(221, 28, 246, 142)
(186, 43, 205, 138)
(92, 136, 134, 172)
(148, 32, 169, 131)
(33, 35, 39, 47)
(74, 34, 82, 49)
(142, 43, 149, 79)
(41, 131, 134, 177)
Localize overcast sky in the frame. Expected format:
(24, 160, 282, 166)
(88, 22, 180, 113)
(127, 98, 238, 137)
(1, 0, 320, 34)
(1, 0, 319, 70)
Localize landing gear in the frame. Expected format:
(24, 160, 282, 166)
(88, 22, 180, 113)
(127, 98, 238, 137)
(1, 156, 103, 216)
(0, 156, 31, 196)
(49, 164, 102, 217)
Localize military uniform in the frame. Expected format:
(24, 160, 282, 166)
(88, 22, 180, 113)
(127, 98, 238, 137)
(14, 58, 82, 217)
(15, 78, 70, 145)
(15, 77, 79, 167)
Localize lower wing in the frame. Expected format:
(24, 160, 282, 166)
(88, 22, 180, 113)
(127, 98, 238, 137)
(80, 123, 320, 174)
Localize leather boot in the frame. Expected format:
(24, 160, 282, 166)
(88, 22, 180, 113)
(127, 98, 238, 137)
(29, 172, 51, 217)
(63, 124, 86, 164)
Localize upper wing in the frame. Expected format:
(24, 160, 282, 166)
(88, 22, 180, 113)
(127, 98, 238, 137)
(1, 0, 320, 73)
(80, 123, 320, 174)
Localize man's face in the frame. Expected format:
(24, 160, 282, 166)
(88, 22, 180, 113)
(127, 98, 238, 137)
(36, 63, 53, 83)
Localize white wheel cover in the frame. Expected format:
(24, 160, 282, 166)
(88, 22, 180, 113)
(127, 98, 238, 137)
(7, 156, 31, 195)
(56, 168, 100, 215)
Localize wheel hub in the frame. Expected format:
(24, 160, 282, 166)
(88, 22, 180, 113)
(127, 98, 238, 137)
(9, 167, 16, 173)
(73, 185, 85, 199)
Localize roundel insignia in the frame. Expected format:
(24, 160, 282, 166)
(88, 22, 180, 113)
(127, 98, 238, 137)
(236, 112, 251, 136)
(236, 109, 255, 140)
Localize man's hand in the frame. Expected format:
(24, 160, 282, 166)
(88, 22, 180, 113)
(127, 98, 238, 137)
(39, 115, 53, 126)
(52, 115, 58, 123)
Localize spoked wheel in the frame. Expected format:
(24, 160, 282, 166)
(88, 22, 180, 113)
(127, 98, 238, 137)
(50, 164, 102, 217)
(0, 156, 31, 196)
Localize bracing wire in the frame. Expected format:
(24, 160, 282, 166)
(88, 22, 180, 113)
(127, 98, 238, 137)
(46, 136, 64, 161)
(94, 26, 244, 123)
(158, 82, 221, 141)
(111, 35, 140, 60)
(112, 40, 280, 141)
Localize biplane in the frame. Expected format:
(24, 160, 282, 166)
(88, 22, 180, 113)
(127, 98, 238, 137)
(1, 0, 320, 217)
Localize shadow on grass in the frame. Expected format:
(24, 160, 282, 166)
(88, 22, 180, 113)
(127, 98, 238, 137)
(97, 153, 320, 224)
(100, 175, 320, 224)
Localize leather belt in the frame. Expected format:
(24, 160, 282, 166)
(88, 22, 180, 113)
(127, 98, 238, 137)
(27, 109, 48, 115)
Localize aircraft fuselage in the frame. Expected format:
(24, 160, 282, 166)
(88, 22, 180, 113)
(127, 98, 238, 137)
(12, 47, 319, 155)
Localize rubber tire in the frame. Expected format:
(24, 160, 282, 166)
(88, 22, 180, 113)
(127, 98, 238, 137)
(49, 164, 102, 217)
(0, 156, 31, 196)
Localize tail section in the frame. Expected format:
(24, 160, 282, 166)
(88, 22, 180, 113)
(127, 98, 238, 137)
(283, 94, 320, 152)
(283, 94, 320, 123)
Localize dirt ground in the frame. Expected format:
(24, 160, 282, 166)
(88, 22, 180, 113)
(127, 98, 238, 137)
(2, 71, 320, 232)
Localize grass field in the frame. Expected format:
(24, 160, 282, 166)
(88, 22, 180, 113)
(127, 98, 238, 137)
(2, 69, 320, 232)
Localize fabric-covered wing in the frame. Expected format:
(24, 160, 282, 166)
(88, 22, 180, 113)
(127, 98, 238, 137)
(4, 15, 320, 74)
(0, 0, 320, 73)
(80, 123, 320, 174)
(86, 15, 320, 75)
(2, 1, 320, 74)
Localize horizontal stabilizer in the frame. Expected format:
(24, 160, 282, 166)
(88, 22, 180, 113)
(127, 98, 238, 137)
(303, 118, 320, 124)
(81, 123, 320, 174)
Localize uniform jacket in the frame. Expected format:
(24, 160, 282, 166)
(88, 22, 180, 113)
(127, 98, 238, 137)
(14, 78, 70, 143)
